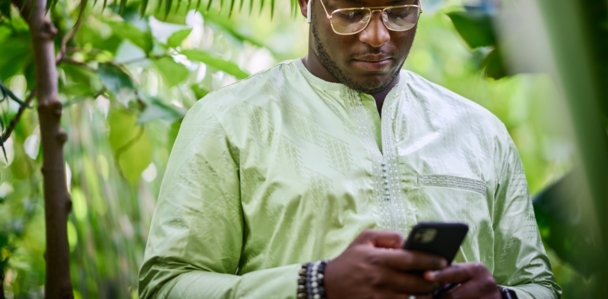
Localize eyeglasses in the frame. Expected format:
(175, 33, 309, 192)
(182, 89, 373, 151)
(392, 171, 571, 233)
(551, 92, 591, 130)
(317, 0, 423, 35)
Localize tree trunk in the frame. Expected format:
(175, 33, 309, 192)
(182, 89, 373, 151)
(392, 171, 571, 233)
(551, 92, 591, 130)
(1, 277, 5, 299)
(13, 0, 74, 298)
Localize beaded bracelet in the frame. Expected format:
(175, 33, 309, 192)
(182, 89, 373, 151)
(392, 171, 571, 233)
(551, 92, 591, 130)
(297, 260, 329, 299)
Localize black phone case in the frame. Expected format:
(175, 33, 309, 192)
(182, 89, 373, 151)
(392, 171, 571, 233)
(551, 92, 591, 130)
(402, 222, 469, 264)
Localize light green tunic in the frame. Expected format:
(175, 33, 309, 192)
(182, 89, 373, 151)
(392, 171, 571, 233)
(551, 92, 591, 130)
(139, 59, 560, 299)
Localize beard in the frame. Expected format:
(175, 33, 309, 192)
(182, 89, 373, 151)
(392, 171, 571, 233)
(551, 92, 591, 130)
(311, 14, 403, 94)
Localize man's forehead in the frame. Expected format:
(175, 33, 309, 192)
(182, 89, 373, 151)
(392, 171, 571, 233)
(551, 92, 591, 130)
(329, 0, 417, 6)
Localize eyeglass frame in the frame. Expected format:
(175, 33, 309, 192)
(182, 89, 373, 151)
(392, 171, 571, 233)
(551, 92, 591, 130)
(316, 0, 424, 36)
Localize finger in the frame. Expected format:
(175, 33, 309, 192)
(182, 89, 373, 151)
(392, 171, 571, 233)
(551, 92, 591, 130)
(386, 294, 433, 299)
(373, 268, 437, 294)
(372, 248, 447, 271)
(440, 281, 486, 299)
(353, 229, 404, 249)
(424, 264, 474, 284)
(375, 293, 416, 299)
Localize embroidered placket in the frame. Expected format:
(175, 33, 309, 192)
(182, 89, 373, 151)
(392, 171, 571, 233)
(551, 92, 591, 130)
(346, 89, 408, 234)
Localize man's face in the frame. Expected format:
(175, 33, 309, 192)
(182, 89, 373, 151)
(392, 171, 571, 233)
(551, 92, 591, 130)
(308, 0, 419, 94)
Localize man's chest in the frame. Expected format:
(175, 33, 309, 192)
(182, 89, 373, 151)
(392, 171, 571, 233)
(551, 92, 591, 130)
(233, 96, 498, 238)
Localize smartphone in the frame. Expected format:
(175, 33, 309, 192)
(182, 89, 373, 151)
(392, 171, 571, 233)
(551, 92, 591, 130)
(402, 222, 469, 265)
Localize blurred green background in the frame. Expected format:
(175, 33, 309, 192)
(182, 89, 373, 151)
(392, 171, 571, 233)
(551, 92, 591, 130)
(0, 0, 603, 297)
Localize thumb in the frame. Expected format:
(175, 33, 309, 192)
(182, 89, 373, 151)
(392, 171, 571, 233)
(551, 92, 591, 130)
(353, 230, 404, 249)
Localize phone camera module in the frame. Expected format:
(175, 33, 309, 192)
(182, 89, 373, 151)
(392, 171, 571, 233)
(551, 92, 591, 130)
(414, 228, 437, 243)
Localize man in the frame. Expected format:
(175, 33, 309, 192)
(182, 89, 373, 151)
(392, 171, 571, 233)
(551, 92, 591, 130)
(139, 0, 561, 297)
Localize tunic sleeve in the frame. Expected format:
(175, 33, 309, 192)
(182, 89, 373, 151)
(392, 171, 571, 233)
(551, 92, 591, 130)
(492, 134, 562, 299)
(138, 100, 300, 298)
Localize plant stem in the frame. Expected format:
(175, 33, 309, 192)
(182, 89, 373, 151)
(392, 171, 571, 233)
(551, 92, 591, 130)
(2, 88, 36, 143)
(13, 0, 74, 297)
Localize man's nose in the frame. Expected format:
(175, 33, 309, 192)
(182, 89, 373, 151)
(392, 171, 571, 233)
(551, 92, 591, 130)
(358, 11, 390, 48)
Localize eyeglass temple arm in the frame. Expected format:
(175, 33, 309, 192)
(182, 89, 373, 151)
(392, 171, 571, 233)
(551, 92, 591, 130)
(317, 0, 334, 18)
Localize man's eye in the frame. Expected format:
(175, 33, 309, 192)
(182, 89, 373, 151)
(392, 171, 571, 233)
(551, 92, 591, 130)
(387, 10, 411, 20)
(336, 10, 366, 21)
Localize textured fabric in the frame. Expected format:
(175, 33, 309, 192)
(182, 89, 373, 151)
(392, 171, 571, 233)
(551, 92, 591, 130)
(139, 59, 561, 299)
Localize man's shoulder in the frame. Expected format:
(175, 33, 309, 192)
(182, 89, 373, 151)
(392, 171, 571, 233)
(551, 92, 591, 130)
(401, 70, 507, 136)
(191, 60, 298, 119)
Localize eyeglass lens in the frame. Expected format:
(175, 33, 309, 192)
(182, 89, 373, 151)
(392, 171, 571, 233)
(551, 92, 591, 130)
(331, 6, 419, 34)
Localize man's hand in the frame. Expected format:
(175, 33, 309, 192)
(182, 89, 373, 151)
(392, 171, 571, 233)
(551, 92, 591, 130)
(424, 262, 501, 299)
(324, 230, 447, 299)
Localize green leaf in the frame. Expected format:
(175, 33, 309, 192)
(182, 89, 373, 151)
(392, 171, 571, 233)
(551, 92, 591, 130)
(108, 110, 152, 183)
(60, 64, 103, 98)
(97, 63, 135, 96)
(119, 0, 128, 13)
(141, 0, 149, 15)
(447, 11, 497, 49)
(151, 56, 190, 87)
(167, 28, 192, 48)
(0, 37, 30, 80)
(0, 0, 11, 19)
(137, 95, 187, 124)
(190, 83, 209, 99)
(105, 20, 154, 53)
(167, 118, 183, 151)
(76, 22, 123, 55)
(203, 13, 270, 51)
(482, 48, 507, 80)
(149, 17, 189, 44)
(9, 138, 35, 180)
(533, 171, 600, 277)
(165, 0, 174, 18)
(181, 49, 249, 79)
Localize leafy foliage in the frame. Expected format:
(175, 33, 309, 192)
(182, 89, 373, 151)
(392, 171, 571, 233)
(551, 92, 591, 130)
(0, 0, 592, 298)
(181, 49, 249, 79)
(446, 7, 508, 80)
(0, 0, 285, 296)
(447, 11, 496, 48)
(533, 171, 600, 277)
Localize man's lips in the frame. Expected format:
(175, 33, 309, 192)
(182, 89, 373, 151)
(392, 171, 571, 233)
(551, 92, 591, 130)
(353, 54, 392, 62)
(352, 55, 393, 72)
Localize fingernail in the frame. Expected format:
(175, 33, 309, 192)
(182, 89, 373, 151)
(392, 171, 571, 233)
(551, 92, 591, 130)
(428, 270, 439, 279)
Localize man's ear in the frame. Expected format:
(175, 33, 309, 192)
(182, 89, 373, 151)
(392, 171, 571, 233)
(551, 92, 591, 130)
(297, 0, 310, 22)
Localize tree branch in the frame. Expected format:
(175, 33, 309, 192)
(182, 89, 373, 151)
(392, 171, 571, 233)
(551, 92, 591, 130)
(120, 54, 166, 65)
(0, 81, 28, 107)
(60, 57, 95, 71)
(55, 0, 87, 64)
(1, 88, 36, 143)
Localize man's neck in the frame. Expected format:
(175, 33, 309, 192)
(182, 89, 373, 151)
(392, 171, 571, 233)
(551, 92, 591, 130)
(302, 54, 398, 116)
(370, 85, 395, 116)
(302, 53, 339, 85)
